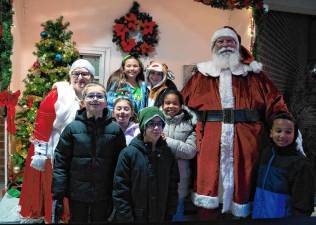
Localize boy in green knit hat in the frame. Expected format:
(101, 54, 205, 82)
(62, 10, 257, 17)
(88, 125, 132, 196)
(112, 107, 179, 223)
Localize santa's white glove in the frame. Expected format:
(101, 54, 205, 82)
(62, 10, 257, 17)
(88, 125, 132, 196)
(296, 130, 306, 157)
(30, 140, 48, 171)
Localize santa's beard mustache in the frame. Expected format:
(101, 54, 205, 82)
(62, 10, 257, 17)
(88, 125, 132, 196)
(212, 47, 241, 70)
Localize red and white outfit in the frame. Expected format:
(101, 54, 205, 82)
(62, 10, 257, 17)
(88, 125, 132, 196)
(181, 54, 288, 217)
(19, 82, 80, 223)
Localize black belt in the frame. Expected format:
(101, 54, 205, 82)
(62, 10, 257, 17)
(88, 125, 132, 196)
(198, 109, 261, 124)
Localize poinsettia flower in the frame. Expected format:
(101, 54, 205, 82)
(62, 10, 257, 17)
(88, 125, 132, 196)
(140, 42, 153, 54)
(121, 39, 136, 52)
(125, 13, 138, 31)
(33, 61, 40, 68)
(114, 23, 128, 38)
(142, 20, 156, 36)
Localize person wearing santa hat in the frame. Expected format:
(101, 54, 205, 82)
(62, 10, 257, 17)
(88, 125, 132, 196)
(19, 59, 95, 223)
(181, 26, 290, 219)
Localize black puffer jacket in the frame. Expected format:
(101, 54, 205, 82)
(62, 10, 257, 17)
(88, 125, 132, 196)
(52, 108, 126, 203)
(112, 135, 179, 223)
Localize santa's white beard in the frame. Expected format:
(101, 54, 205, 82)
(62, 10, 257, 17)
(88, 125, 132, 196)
(212, 47, 241, 70)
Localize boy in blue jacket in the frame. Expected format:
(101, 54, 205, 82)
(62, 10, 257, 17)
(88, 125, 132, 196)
(252, 112, 314, 218)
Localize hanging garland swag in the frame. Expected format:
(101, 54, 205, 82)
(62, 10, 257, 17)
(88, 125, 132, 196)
(112, 1, 159, 56)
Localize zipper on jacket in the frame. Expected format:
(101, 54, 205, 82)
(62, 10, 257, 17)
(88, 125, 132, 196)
(262, 148, 275, 188)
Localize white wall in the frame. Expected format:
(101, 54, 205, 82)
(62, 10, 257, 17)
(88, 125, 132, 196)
(11, 0, 251, 91)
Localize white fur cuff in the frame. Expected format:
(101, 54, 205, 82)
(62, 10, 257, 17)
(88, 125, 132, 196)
(231, 201, 251, 217)
(30, 154, 47, 171)
(191, 192, 219, 209)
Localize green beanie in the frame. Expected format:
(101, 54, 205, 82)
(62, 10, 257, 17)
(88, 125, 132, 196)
(138, 106, 165, 131)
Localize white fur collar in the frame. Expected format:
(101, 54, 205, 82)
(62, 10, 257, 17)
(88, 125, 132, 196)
(197, 60, 262, 77)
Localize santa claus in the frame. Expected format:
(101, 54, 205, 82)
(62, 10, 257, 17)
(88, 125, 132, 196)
(19, 59, 95, 223)
(181, 26, 289, 219)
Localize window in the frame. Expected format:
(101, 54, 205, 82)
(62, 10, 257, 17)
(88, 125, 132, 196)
(79, 47, 110, 85)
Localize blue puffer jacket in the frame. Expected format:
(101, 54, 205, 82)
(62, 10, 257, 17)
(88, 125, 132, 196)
(252, 144, 314, 219)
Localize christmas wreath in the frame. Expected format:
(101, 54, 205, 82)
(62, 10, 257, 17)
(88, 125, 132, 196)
(112, 1, 159, 56)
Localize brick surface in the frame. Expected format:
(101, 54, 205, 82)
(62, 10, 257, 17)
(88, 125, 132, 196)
(256, 10, 316, 192)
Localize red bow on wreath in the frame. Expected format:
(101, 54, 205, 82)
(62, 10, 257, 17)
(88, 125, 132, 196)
(0, 90, 21, 134)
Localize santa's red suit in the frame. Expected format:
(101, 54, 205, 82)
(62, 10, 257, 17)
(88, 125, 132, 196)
(19, 82, 80, 223)
(181, 51, 288, 217)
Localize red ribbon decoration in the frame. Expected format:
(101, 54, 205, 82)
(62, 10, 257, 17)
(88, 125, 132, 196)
(0, 90, 21, 134)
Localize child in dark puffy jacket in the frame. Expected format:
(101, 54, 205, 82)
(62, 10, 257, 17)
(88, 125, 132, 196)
(112, 106, 179, 223)
(52, 83, 126, 223)
(252, 112, 314, 219)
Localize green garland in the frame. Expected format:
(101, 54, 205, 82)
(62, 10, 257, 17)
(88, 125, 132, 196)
(194, 0, 263, 10)
(0, 0, 13, 91)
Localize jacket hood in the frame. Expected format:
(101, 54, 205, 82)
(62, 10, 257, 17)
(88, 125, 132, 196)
(161, 105, 198, 125)
(75, 108, 112, 124)
(125, 122, 139, 133)
(146, 70, 168, 90)
(129, 134, 166, 155)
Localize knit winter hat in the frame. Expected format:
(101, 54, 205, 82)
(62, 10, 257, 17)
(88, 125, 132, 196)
(69, 59, 95, 77)
(138, 106, 165, 131)
(210, 27, 240, 50)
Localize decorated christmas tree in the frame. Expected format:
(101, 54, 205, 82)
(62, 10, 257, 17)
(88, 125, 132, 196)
(12, 16, 79, 179)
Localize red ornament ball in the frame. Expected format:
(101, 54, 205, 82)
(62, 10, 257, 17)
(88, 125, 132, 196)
(33, 61, 40, 68)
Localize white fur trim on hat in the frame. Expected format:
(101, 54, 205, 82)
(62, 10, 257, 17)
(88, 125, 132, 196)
(210, 27, 240, 50)
(249, 61, 263, 74)
(145, 61, 175, 81)
(146, 62, 167, 75)
(70, 59, 95, 76)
